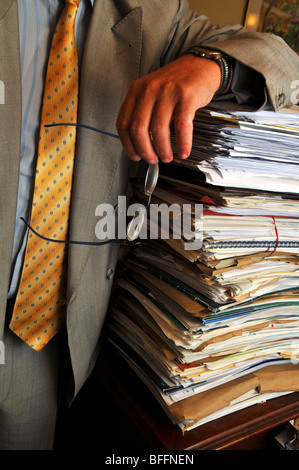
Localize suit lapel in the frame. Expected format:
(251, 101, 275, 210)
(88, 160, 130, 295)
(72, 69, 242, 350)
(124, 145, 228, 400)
(67, 1, 143, 298)
(0, 0, 16, 19)
(0, 0, 21, 335)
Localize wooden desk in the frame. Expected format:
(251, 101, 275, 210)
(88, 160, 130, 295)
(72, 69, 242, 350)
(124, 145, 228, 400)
(99, 343, 299, 450)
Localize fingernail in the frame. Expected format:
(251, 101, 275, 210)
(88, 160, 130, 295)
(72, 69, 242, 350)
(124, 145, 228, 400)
(180, 154, 189, 160)
(148, 159, 158, 164)
(130, 155, 142, 162)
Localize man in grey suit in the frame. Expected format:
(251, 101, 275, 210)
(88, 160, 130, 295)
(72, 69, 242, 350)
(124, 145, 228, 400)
(0, 0, 298, 450)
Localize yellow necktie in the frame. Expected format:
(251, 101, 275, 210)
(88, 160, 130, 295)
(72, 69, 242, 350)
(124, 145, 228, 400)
(10, 0, 81, 351)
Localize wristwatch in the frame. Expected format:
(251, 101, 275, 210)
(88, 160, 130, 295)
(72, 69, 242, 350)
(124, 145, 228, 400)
(184, 46, 233, 96)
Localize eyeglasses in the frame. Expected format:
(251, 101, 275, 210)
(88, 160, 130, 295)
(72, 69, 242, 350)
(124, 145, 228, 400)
(21, 122, 159, 246)
(126, 159, 159, 242)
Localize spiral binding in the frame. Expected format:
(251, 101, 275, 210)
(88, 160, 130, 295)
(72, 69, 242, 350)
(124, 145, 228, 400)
(205, 240, 299, 249)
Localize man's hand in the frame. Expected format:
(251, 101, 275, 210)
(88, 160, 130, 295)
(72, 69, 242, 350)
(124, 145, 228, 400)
(116, 54, 221, 164)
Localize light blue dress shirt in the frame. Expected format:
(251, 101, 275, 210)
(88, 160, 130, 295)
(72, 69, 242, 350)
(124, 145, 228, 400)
(8, 0, 94, 298)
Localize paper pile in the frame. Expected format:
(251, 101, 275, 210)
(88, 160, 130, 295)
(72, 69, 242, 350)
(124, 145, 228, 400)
(108, 106, 299, 432)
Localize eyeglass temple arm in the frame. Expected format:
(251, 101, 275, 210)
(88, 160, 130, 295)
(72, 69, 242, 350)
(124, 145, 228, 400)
(46, 122, 159, 193)
(20, 217, 129, 246)
(44, 122, 119, 140)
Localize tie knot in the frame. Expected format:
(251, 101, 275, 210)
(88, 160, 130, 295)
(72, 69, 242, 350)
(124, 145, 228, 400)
(65, 0, 81, 7)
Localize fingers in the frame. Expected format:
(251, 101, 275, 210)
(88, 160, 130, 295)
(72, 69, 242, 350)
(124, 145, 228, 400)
(116, 89, 143, 163)
(149, 99, 174, 163)
(173, 102, 196, 161)
(116, 79, 170, 165)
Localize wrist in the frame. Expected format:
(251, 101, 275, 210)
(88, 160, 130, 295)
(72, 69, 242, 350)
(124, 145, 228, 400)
(184, 46, 234, 96)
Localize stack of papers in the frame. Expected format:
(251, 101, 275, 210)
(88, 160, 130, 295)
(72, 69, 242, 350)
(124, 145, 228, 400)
(175, 107, 299, 194)
(108, 106, 299, 432)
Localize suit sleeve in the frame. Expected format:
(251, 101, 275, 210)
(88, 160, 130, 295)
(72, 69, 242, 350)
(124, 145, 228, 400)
(161, 0, 299, 111)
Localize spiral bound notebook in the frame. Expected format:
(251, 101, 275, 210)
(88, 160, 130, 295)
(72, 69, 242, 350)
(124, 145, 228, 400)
(206, 240, 299, 249)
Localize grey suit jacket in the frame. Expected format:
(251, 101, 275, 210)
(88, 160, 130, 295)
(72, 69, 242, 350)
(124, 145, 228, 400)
(0, 0, 298, 399)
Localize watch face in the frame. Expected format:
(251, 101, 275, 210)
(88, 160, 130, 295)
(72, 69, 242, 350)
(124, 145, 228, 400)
(188, 47, 222, 60)
(199, 49, 221, 59)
